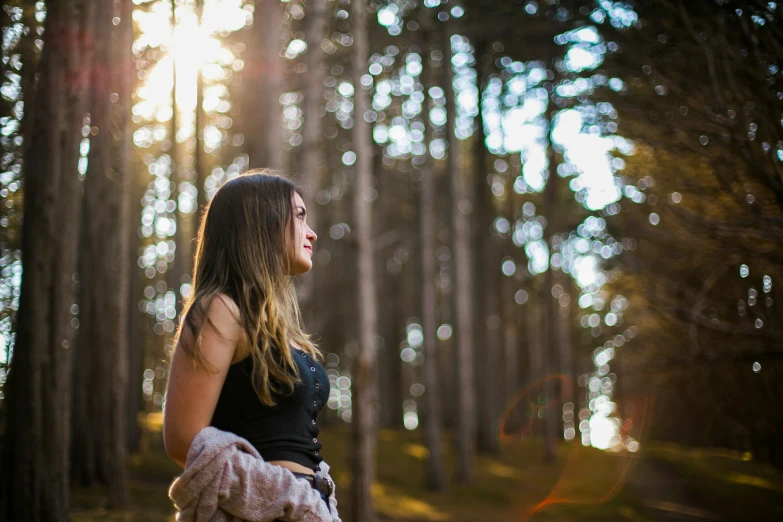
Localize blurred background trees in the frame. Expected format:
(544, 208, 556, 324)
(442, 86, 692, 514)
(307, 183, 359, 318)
(0, 0, 781, 520)
(597, 0, 783, 468)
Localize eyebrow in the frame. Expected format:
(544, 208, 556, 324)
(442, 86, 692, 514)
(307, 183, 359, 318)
(295, 205, 307, 215)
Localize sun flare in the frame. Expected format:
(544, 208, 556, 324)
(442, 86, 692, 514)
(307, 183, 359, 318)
(134, 1, 249, 123)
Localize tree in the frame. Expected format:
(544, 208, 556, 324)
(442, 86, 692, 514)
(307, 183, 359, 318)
(193, 0, 208, 221)
(541, 106, 565, 463)
(299, 0, 328, 332)
(71, 0, 133, 506)
(71, 1, 133, 501)
(0, 0, 97, 518)
(450, 0, 605, 462)
(167, 0, 188, 314)
(472, 35, 503, 455)
(247, 0, 285, 170)
(444, 15, 476, 485)
(350, 1, 379, 520)
(595, 0, 783, 467)
(108, 0, 134, 508)
(418, 6, 447, 492)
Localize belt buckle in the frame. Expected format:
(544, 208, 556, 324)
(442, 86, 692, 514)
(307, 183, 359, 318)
(315, 475, 333, 497)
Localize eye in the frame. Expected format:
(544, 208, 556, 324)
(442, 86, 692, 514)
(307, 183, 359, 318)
(297, 212, 305, 221)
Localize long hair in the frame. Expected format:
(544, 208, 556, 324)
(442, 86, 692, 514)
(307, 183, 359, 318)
(174, 169, 319, 406)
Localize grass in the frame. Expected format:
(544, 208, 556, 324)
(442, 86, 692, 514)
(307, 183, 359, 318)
(71, 440, 181, 522)
(638, 442, 783, 521)
(70, 425, 783, 521)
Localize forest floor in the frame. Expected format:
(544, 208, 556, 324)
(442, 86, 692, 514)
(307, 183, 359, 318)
(71, 421, 783, 522)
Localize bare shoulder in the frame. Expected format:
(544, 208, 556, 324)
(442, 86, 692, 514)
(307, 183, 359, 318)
(201, 293, 244, 345)
(210, 293, 241, 321)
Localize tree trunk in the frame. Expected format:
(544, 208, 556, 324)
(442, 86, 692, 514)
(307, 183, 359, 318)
(72, 0, 121, 487)
(167, 0, 184, 311)
(542, 272, 558, 464)
(541, 108, 560, 463)
(249, 0, 285, 170)
(72, 1, 133, 505)
(419, 10, 447, 490)
(108, 0, 134, 507)
(299, 0, 327, 334)
(15, 4, 40, 166)
(127, 159, 145, 455)
(193, 0, 208, 226)
(377, 286, 402, 428)
(376, 173, 402, 430)
(472, 39, 501, 454)
(420, 141, 447, 492)
(555, 270, 575, 439)
(444, 16, 476, 485)
(527, 278, 543, 437)
(194, 67, 208, 257)
(71, 211, 102, 484)
(350, 1, 378, 521)
(502, 273, 519, 413)
(0, 1, 95, 519)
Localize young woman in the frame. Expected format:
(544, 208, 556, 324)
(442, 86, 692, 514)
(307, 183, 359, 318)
(163, 170, 335, 519)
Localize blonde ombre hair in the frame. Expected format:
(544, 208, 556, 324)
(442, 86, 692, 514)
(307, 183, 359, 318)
(175, 169, 320, 406)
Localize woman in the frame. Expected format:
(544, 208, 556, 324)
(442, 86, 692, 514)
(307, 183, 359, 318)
(163, 170, 337, 521)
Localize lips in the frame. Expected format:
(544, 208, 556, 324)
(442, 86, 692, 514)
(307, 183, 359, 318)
(304, 245, 313, 253)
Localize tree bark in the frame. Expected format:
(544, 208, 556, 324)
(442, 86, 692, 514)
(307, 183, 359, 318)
(168, 0, 185, 310)
(248, 0, 285, 170)
(0, 0, 96, 519)
(350, 1, 378, 521)
(541, 108, 560, 463)
(72, 213, 102, 484)
(71, 1, 133, 506)
(419, 150, 448, 492)
(194, 63, 209, 256)
(472, 38, 501, 454)
(502, 272, 519, 414)
(377, 279, 402, 428)
(299, 0, 328, 333)
(13, 3, 40, 170)
(193, 0, 208, 229)
(72, 0, 119, 487)
(419, 9, 447, 490)
(444, 16, 476, 485)
(556, 271, 574, 444)
(108, 0, 134, 507)
(527, 281, 542, 378)
(527, 277, 543, 440)
(376, 171, 402, 430)
(127, 157, 145, 455)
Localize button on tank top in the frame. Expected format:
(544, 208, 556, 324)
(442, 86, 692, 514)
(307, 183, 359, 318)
(210, 347, 330, 471)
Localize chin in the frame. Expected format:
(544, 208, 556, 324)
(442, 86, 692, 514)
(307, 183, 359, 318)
(295, 259, 313, 275)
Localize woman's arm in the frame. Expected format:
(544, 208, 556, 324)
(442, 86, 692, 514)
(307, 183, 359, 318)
(163, 294, 243, 467)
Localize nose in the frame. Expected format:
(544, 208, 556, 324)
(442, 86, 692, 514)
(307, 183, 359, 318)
(307, 226, 317, 242)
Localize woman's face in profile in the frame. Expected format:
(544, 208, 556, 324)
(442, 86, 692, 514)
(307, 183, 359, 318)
(289, 192, 317, 275)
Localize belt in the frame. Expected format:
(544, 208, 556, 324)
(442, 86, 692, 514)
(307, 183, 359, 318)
(292, 472, 333, 497)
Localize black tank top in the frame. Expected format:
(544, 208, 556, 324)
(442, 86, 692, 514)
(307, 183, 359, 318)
(210, 347, 330, 471)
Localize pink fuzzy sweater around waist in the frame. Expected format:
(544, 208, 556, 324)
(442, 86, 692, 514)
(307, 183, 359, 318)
(169, 427, 341, 522)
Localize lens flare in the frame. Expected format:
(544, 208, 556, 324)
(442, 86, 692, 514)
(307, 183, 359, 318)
(500, 378, 650, 520)
(500, 374, 571, 441)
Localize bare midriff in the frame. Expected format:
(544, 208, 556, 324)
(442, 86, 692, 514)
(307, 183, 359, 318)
(268, 460, 315, 475)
